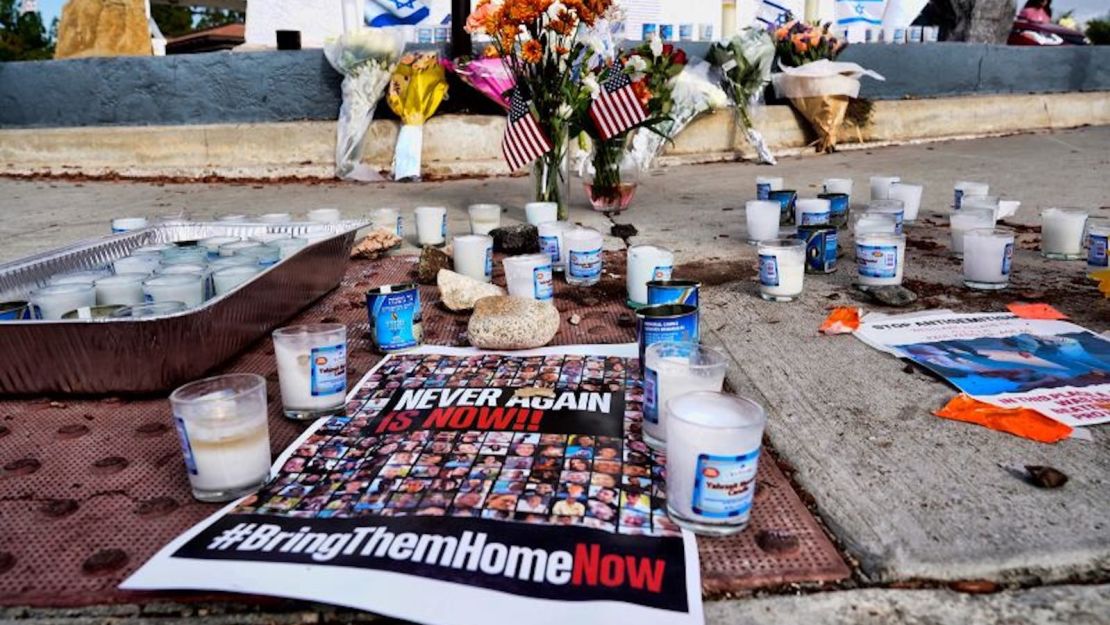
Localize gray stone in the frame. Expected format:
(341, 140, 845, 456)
(490, 224, 540, 255)
(436, 269, 504, 312)
(867, 284, 919, 307)
(415, 246, 451, 285)
(467, 296, 559, 350)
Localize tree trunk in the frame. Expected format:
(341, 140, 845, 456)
(945, 0, 1015, 43)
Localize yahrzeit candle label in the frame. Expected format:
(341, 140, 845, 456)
(532, 265, 554, 300)
(310, 344, 347, 396)
(366, 284, 423, 353)
(691, 449, 760, 519)
(758, 254, 779, 286)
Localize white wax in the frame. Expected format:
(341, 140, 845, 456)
(113, 254, 161, 276)
(962, 195, 1000, 222)
(889, 183, 924, 222)
(949, 209, 995, 255)
(524, 202, 558, 226)
(220, 241, 262, 257)
(268, 238, 309, 259)
(453, 234, 494, 283)
(864, 200, 905, 235)
(643, 355, 726, 447)
(745, 200, 781, 243)
(503, 254, 554, 302)
(627, 245, 674, 306)
(856, 233, 906, 287)
(537, 221, 573, 272)
(666, 392, 765, 523)
(954, 180, 989, 209)
(823, 178, 853, 197)
(50, 270, 110, 286)
(199, 236, 241, 258)
(563, 227, 604, 286)
(112, 217, 148, 233)
(274, 336, 346, 411)
(998, 200, 1021, 220)
(468, 204, 502, 235)
(308, 208, 341, 223)
(258, 213, 292, 223)
(869, 175, 900, 200)
(250, 232, 292, 244)
(758, 242, 805, 299)
(963, 230, 1013, 286)
(218, 214, 249, 222)
(1041, 208, 1088, 258)
(371, 208, 403, 237)
(30, 283, 96, 320)
(795, 198, 831, 226)
(133, 243, 172, 255)
(180, 413, 271, 492)
(161, 246, 209, 266)
(144, 274, 206, 307)
(212, 265, 261, 295)
(94, 274, 147, 306)
(237, 245, 281, 267)
(415, 206, 447, 246)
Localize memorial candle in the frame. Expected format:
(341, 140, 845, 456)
(563, 227, 604, 287)
(111, 217, 148, 233)
(212, 265, 262, 295)
(626, 245, 674, 307)
(1040, 208, 1088, 260)
(143, 274, 206, 307)
(372, 208, 403, 237)
(452, 234, 494, 283)
(94, 274, 148, 306)
(745, 200, 782, 244)
(503, 254, 554, 302)
(1088, 220, 1109, 269)
(415, 206, 448, 247)
(795, 198, 831, 226)
(113, 253, 161, 276)
(198, 236, 241, 258)
(537, 221, 573, 273)
(953, 180, 989, 210)
(468, 204, 502, 235)
(642, 342, 728, 451)
(755, 176, 783, 200)
(267, 238, 309, 260)
(962, 228, 1014, 290)
(29, 283, 96, 320)
(525, 202, 558, 226)
(949, 208, 995, 256)
(758, 239, 805, 302)
(888, 183, 923, 223)
(273, 324, 348, 421)
(856, 233, 906, 288)
(869, 175, 900, 200)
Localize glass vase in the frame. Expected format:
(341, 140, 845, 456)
(530, 129, 571, 221)
(583, 139, 639, 215)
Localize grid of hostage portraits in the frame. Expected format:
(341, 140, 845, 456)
(235, 354, 682, 537)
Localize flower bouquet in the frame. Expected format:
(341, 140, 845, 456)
(449, 54, 515, 110)
(387, 51, 449, 181)
(707, 27, 777, 164)
(323, 29, 405, 181)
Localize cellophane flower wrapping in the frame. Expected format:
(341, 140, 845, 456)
(627, 59, 729, 171)
(451, 56, 515, 110)
(387, 52, 449, 181)
(707, 28, 777, 164)
(772, 59, 883, 153)
(324, 29, 404, 181)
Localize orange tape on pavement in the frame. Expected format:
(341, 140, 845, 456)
(934, 394, 1073, 444)
(1006, 302, 1068, 320)
(819, 307, 860, 335)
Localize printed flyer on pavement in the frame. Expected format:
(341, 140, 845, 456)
(855, 311, 1110, 427)
(122, 345, 704, 625)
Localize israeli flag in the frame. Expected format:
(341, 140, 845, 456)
(756, 0, 804, 28)
(836, 0, 887, 42)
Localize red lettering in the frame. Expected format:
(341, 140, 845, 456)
(420, 407, 455, 429)
(600, 554, 624, 587)
(625, 556, 665, 592)
(572, 543, 599, 586)
(528, 409, 544, 431)
(448, 407, 477, 429)
(476, 407, 515, 430)
(375, 411, 415, 433)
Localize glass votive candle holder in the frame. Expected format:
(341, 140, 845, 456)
(112, 217, 148, 233)
(795, 198, 831, 226)
(94, 273, 147, 306)
(49, 269, 111, 286)
(745, 200, 781, 244)
(627, 245, 674, 307)
(822, 177, 853, 198)
(949, 208, 995, 256)
(961, 195, 1000, 222)
(1041, 208, 1088, 260)
(564, 227, 604, 287)
(869, 175, 900, 200)
(199, 236, 241, 259)
(273, 323, 348, 421)
(258, 212, 292, 223)
(468, 204, 502, 235)
(308, 208, 341, 223)
(212, 265, 262, 295)
(220, 240, 262, 258)
(415, 206, 448, 247)
(963, 228, 1015, 290)
(113, 253, 161, 276)
(161, 246, 209, 266)
(453, 234, 494, 283)
(665, 391, 767, 535)
(524, 201, 558, 226)
(169, 373, 272, 502)
(865, 199, 905, 234)
(267, 237, 309, 260)
(237, 245, 281, 267)
(251, 232, 292, 245)
(30, 283, 96, 320)
(209, 255, 258, 272)
(371, 207, 403, 237)
(156, 263, 206, 277)
(853, 213, 898, 239)
(755, 176, 783, 200)
(133, 243, 173, 256)
(503, 254, 554, 302)
(111, 301, 187, 318)
(758, 238, 805, 302)
(217, 214, 250, 222)
(856, 232, 906, 289)
(144, 274, 206, 307)
(538, 221, 573, 273)
(954, 180, 990, 209)
(1088, 220, 1109, 269)
(643, 341, 728, 451)
(888, 182, 924, 223)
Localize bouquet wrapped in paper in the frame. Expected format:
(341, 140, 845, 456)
(449, 55, 515, 110)
(387, 52, 448, 181)
(324, 29, 404, 181)
(772, 59, 883, 153)
(707, 28, 777, 164)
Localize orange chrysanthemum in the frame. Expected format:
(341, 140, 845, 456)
(521, 39, 543, 64)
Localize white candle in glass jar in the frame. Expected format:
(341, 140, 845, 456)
(143, 274, 205, 307)
(1041, 208, 1088, 260)
(954, 180, 989, 209)
(823, 177, 853, 198)
(468, 204, 502, 235)
(220, 240, 262, 257)
(758, 239, 805, 301)
(218, 214, 250, 222)
(415, 206, 448, 247)
(112, 217, 148, 233)
(537, 221, 573, 273)
(854, 213, 899, 237)
(755, 176, 783, 200)
(642, 342, 728, 450)
(113, 253, 161, 276)
(30, 283, 96, 320)
(869, 175, 900, 200)
(795, 198, 831, 226)
(865, 199, 905, 234)
(524, 202, 558, 226)
(95, 273, 148, 306)
(212, 265, 262, 295)
(745, 200, 781, 244)
(251, 232, 292, 245)
(627, 245, 674, 307)
(161, 246, 209, 266)
(372, 207, 403, 237)
(856, 233, 906, 288)
(258, 212, 292, 223)
(50, 269, 111, 286)
(238, 245, 281, 267)
(199, 236, 241, 258)
(502, 254, 554, 302)
(665, 391, 766, 535)
(888, 183, 924, 223)
(308, 208, 341, 223)
(452, 234, 494, 283)
(949, 208, 995, 255)
(963, 228, 1015, 290)
(961, 195, 1000, 222)
(268, 238, 309, 259)
(273, 324, 348, 420)
(564, 227, 604, 287)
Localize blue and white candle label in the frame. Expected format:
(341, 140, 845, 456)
(857, 244, 899, 278)
(759, 254, 779, 286)
(540, 235, 561, 265)
(440, 214, 447, 239)
(485, 247, 493, 278)
(1089, 234, 1108, 267)
(954, 189, 964, 209)
(800, 211, 829, 226)
(310, 344, 347, 397)
(643, 367, 659, 425)
(174, 416, 199, 476)
(652, 265, 673, 282)
(757, 183, 771, 200)
(569, 248, 602, 280)
(1002, 242, 1014, 276)
(691, 449, 760, 519)
(533, 265, 554, 301)
(397, 216, 404, 237)
(370, 289, 420, 351)
(825, 231, 839, 264)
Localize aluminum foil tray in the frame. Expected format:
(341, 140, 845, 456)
(0, 221, 366, 395)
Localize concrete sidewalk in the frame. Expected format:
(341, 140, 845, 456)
(0, 127, 1108, 623)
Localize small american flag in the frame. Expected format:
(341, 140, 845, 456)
(502, 91, 552, 172)
(589, 65, 647, 141)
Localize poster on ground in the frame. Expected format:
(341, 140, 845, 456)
(855, 311, 1110, 427)
(123, 345, 703, 625)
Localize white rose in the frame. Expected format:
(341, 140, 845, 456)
(557, 103, 574, 119)
(649, 34, 663, 58)
(583, 74, 601, 99)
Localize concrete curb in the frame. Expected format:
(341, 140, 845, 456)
(1, 92, 1107, 180)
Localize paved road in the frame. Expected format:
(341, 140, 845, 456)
(1, 127, 1108, 623)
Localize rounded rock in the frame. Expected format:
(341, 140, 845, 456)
(468, 296, 560, 350)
